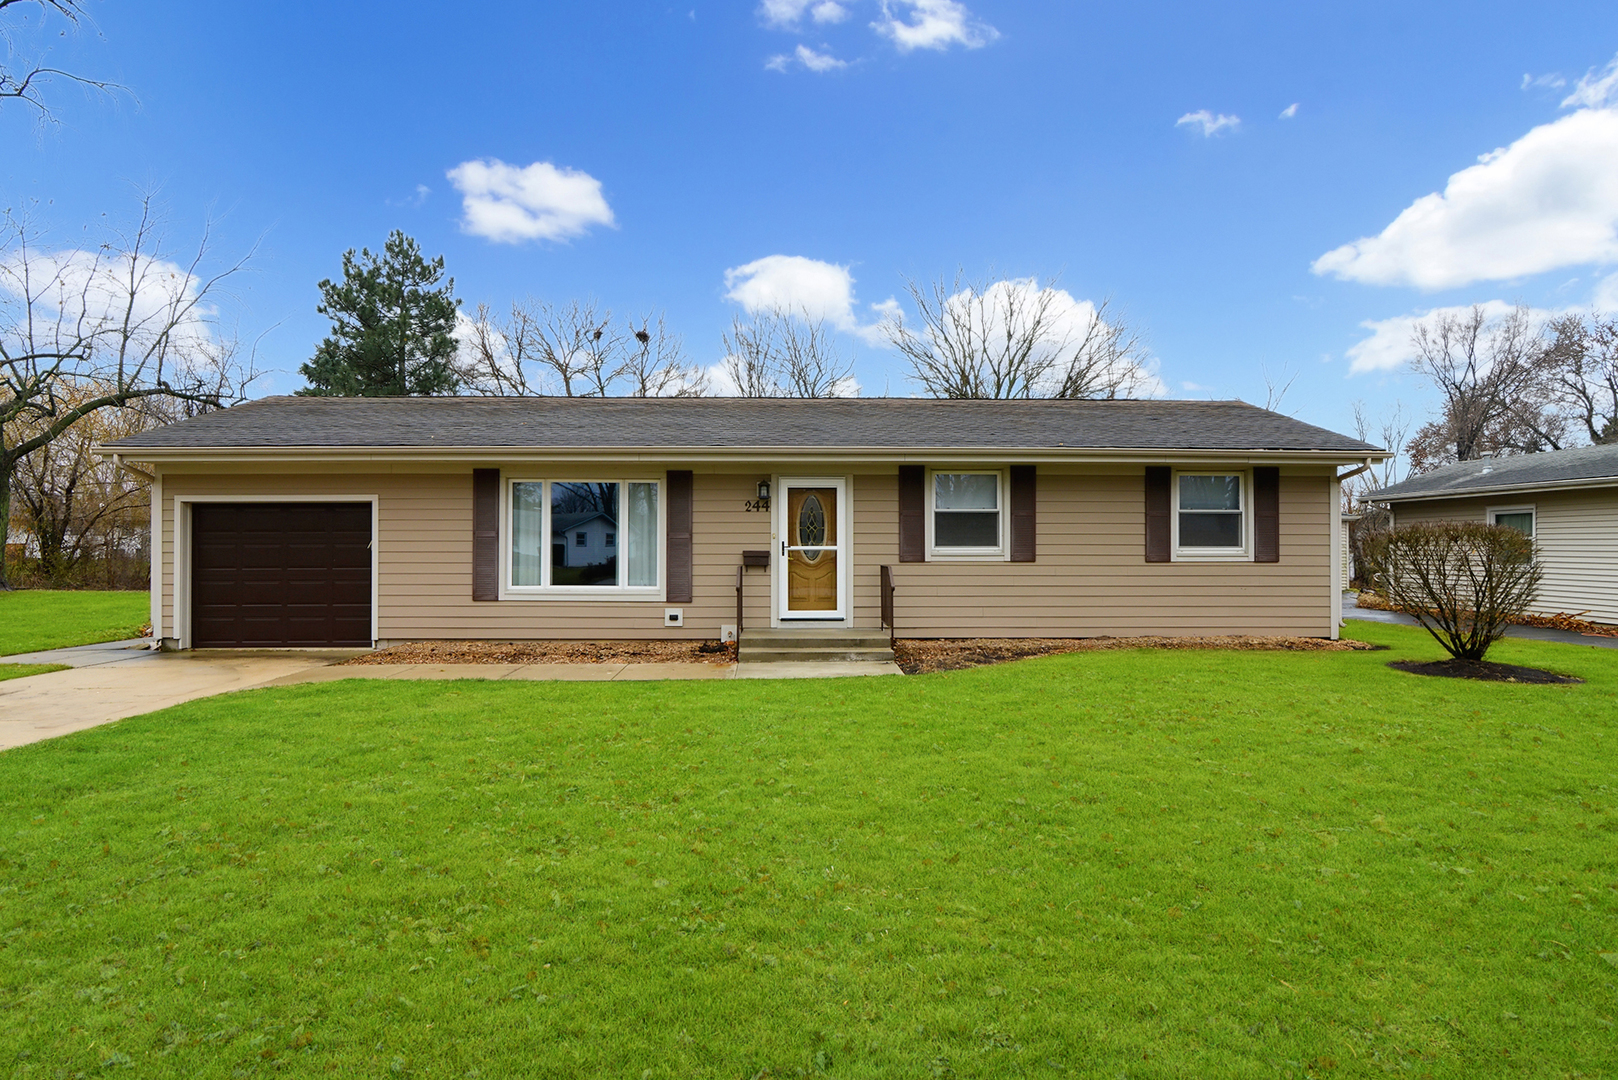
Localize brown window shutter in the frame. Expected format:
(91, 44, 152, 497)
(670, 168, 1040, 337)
(1144, 466, 1171, 563)
(898, 464, 925, 563)
(472, 468, 500, 601)
(1009, 465, 1036, 562)
(666, 470, 694, 603)
(1253, 466, 1280, 563)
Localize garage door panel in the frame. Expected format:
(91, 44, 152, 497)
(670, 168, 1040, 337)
(190, 502, 373, 648)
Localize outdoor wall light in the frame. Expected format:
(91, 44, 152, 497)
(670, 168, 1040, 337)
(757, 480, 771, 506)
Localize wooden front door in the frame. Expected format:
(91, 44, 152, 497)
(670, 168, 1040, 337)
(778, 479, 845, 620)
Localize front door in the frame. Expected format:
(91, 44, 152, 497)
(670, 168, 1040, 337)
(776, 477, 846, 621)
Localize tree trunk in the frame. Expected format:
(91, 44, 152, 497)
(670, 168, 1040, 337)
(0, 464, 12, 591)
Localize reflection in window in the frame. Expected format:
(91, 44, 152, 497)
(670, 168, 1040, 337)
(933, 472, 1000, 549)
(1178, 474, 1243, 549)
(509, 479, 659, 591)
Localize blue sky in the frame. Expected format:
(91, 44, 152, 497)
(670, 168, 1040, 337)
(7, 0, 1618, 443)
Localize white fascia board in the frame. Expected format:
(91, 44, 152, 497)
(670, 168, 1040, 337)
(94, 445, 1388, 468)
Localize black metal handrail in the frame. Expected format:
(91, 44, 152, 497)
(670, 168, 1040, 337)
(880, 564, 895, 646)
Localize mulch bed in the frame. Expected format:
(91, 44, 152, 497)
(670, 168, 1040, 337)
(1354, 592, 1618, 638)
(342, 641, 736, 666)
(1388, 658, 1583, 684)
(894, 635, 1377, 675)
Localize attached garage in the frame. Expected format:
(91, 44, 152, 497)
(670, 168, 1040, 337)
(189, 502, 373, 647)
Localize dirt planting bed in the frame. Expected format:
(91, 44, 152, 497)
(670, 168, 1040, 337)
(343, 640, 736, 666)
(893, 635, 1377, 675)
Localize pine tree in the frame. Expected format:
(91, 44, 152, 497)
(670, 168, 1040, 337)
(298, 231, 462, 396)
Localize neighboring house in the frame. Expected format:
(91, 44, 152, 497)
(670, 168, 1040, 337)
(1368, 442, 1618, 625)
(99, 396, 1382, 649)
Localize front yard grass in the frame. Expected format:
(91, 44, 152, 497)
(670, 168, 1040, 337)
(0, 664, 68, 682)
(0, 590, 148, 656)
(0, 621, 1614, 1078)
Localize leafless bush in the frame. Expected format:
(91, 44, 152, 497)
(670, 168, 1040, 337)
(1364, 522, 1541, 661)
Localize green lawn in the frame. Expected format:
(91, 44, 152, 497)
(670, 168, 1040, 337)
(0, 622, 1614, 1078)
(0, 664, 68, 682)
(0, 590, 148, 657)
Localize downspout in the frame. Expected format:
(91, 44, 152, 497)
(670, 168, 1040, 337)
(112, 454, 156, 483)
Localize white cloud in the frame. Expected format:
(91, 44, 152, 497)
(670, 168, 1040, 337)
(1278, 103, 1298, 119)
(1176, 110, 1240, 137)
(445, 159, 615, 244)
(1595, 271, 1618, 311)
(759, 0, 847, 25)
(0, 248, 218, 362)
(722, 254, 897, 344)
(1312, 106, 1618, 289)
(872, 0, 998, 53)
(766, 43, 848, 72)
(1563, 52, 1618, 109)
(1521, 72, 1566, 92)
(1343, 299, 1550, 375)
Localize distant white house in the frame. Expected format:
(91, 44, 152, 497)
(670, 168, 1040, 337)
(551, 510, 617, 569)
(1369, 443, 1618, 625)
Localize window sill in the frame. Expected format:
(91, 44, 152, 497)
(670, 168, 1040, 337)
(1171, 549, 1253, 563)
(926, 550, 1008, 562)
(499, 589, 666, 602)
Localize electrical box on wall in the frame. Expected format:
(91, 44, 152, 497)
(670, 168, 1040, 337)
(664, 608, 684, 627)
(719, 624, 737, 643)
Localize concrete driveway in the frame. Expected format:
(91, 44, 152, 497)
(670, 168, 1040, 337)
(0, 641, 357, 752)
(0, 640, 900, 752)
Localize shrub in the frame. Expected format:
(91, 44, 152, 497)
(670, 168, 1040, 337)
(1364, 522, 1541, 662)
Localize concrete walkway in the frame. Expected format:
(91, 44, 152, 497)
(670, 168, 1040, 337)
(0, 641, 901, 752)
(1343, 592, 1618, 650)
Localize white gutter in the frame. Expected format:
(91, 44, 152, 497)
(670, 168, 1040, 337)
(112, 453, 157, 483)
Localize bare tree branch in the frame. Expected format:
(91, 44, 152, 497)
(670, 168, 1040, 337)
(719, 308, 854, 398)
(0, 196, 259, 588)
(0, 0, 125, 120)
(459, 300, 704, 397)
(883, 273, 1153, 399)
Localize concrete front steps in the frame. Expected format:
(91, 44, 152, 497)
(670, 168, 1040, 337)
(737, 627, 896, 664)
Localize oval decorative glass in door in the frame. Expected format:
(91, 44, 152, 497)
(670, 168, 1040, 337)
(796, 493, 826, 562)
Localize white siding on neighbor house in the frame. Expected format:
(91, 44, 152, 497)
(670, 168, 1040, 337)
(1392, 486, 1618, 624)
(155, 463, 1341, 644)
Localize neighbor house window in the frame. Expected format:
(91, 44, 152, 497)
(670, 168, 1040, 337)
(508, 479, 660, 593)
(1174, 472, 1248, 558)
(1490, 506, 1535, 537)
(928, 471, 1004, 557)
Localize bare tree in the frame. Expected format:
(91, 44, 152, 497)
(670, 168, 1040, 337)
(620, 315, 705, 398)
(1542, 311, 1618, 444)
(719, 308, 855, 397)
(459, 300, 702, 398)
(1, 0, 120, 118)
(883, 273, 1152, 400)
(1406, 304, 1564, 467)
(0, 197, 258, 589)
(1260, 362, 1298, 413)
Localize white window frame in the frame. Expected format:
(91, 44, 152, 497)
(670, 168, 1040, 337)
(1171, 470, 1252, 562)
(501, 476, 665, 600)
(1487, 504, 1536, 538)
(925, 468, 1008, 561)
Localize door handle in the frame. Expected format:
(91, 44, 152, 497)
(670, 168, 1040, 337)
(781, 539, 786, 557)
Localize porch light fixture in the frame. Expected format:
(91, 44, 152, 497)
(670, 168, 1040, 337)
(757, 479, 771, 506)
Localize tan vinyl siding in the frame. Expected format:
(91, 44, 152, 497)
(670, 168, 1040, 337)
(857, 468, 1333, 637)
(1392, 487, 1618, 624)
(158, 463, 1338, 644)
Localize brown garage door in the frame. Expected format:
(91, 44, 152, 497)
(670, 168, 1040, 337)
(191, 502, 372, 647)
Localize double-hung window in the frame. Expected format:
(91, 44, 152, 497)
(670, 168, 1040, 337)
(928, 470, 1004, 558)
(1174, 472, 1249, 559)
(508, 479, 660, 593)
(1489, 506, 1535, 537)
